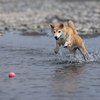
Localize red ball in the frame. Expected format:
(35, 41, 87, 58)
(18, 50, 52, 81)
(8, 72, 16, 78)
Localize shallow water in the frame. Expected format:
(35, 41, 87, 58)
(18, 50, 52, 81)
(0, 30, 100, 100)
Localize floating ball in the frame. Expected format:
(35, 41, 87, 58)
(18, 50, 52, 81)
(8, 72, 16, 78)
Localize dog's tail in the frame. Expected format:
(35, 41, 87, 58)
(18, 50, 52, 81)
(67, 19, 78, 34)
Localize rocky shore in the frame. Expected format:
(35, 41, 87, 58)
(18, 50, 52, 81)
(0, 0, 100, 35)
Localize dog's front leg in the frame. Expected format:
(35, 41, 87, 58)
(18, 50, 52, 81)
(54, 42, 61, 54)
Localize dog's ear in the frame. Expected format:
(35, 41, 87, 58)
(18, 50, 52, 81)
(59, 23, 64, 28)
(50, 24, 54, 29)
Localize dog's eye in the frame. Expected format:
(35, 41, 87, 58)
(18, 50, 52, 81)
(54, 31, 56, 33)
(58, 31, 61, 33)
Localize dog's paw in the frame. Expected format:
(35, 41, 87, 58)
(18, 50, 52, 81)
(64, 43, 71, 48)
(64, 43, 68, 48)
(64, 45, 68, 48)
(68, 45, 71, 47)
(54, 49, 58, 54)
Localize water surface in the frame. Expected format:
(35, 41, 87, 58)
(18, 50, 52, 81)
(0, 31, 100, 100)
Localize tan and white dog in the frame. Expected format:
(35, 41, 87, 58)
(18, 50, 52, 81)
(50, 20, 88, 61)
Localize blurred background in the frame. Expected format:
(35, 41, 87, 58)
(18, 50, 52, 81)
(0, 0, 100, 34)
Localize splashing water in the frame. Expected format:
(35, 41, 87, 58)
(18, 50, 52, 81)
(56, 49, 100, 64)
(87, 51, 100, 62)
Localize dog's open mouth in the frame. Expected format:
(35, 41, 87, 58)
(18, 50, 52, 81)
(54, 35, 62, 40)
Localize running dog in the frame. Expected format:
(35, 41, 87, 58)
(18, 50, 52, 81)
(50, 20, 88, 61)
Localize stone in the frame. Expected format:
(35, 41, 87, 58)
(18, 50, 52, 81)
(0, 0, 99, 34)
(18, 26, 27, 31)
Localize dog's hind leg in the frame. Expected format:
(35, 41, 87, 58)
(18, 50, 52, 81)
(78, 45, 88, 61)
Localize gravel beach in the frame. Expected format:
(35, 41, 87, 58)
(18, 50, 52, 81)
(0, 0, 100, 34)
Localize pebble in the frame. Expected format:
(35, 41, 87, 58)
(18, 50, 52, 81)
(18, 26, 27, 31)
(0, 33, 3, 36)
(0, 0, 99, 35)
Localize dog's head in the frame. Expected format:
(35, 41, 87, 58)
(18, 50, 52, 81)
(50, 23, 66, 40)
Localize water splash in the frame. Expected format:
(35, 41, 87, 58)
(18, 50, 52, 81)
(56, 50, 100, 64)
(87, 51, 100, 62)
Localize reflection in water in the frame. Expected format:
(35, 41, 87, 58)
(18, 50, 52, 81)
(51, 64, 86, 99)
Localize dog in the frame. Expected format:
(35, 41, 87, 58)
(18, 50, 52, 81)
(50, 20, 88, 61)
